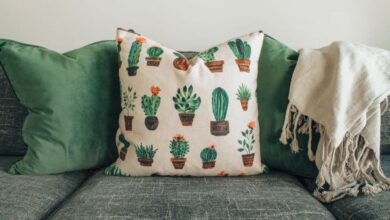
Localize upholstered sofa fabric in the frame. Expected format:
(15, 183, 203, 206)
(0, 67, 27, 156)
(50, 171, 335, 219)
(381, 107, 390, 154)
(0, 156, 89, 219)
(325, 155, 390, 220)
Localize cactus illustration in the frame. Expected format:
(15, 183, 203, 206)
(172, 85, 201, 126)
(173, 52, 189, 71)
(210, 87, 229, 136)
(236, 84, 251, 111)
(169, 134, 189, 169)
(118, 133, 131, 161)
(237, 121, 256, 167)
(135, 143, 158, 166)
(200, 144, 217, 169)
(127, 37, 145, 76)
(104, 163, 129, 176)
(146, 46, 164, 66)
(198, 47, 224, 73)
(228, 39, 252, 72)
(141, 86, 161, 130)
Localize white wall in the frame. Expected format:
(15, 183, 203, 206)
(0, 0, 389, 52)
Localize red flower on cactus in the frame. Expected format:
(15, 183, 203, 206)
(210, 144, 216, 149)
(173, 134, 185, 142)
(248, 121, 255, 129)
(136, 37, 146, 43)
(150, 86, 161, 96)
(117, 37, 123, 43)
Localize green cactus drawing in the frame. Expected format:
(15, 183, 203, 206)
(141, 86, 161, 130)
(200, 144, 217, 169)
(173, 85, 201, 113)
(126, 37, 145, 75)
(212, 87, 229, 121)
(211, 87, 229, 135)
(118, 134, 131, 160)
(146, 46, 164, 66)
(198, 47, 224, 72)
(228, 39, 251, 60)
(200, 146, 217, 162)
(169, 134, 189, 158)
(104, 163, 129, 176)
(135, 143, 158, 166)
(198, 47, 218, 62)
(147, 46, 164, 58)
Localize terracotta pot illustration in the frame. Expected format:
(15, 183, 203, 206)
(138, 158, 154, 166)
(202, 161, 216, 169)
(171, 157, 187, 169)
(118, 61, 122, 69)
(178, 113, 195, 126)
(126, 66, 139, 76)
(242, 153, 255, 167)
(205, 60, 224, 73)
(235, 59, 251, 73)
(124, 115, 134, 131)
(145, 57, 162, 67)
(210, 121, 229, 136)
(240, 100, 248, 111)
(173, 57, 189, 71)
(144, 116, 159, 130)
(119, 147, 128, 161)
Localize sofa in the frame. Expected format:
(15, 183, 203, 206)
(1, 52, 389, 220)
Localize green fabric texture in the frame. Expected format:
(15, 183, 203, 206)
(0, 40, 120, 175)
(257, 35, 318, 178)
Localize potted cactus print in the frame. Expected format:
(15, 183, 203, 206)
(236, 84, 251, 111)
(117, 37, 124, 68)
(228, 39, 251, 72)
(173, 52, 189, 71)
(172, 85, 201, 126)
(237, 121, 256, 167)
(135, 144, 158, 166)
(118, 134, 131, 161)
(146, 46, 164, 66)
(210, 87, 229, 136)
(198, 47, 224, 73)
(127, 37, 146, 76)
(169, 134, 189, 169)
(141, 86, 161, 130)
(122, 85, 137, 131)
(200, 144, 217, 169)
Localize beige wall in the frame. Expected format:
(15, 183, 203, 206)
(0, 0, 389, 52)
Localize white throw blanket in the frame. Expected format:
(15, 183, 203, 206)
(280, 41, 390, 202)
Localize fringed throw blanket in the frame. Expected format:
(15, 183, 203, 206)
(280, 42, 390, 202)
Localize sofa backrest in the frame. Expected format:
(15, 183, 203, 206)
(0, 51, 389, 156)
(0, 66, 28, 156)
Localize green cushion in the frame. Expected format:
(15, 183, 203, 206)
(257, 35, 318, 178)
(0, 40, 120, 174)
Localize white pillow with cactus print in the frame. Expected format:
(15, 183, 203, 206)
(105, 28, 266, 176)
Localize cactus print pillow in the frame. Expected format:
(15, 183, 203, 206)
(105, 28, 266, 176)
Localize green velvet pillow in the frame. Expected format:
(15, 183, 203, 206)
(0, 40, 120, 175)
(257, 35, 318, 178)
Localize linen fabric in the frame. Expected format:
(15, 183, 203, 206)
(280, 41, 390, 202)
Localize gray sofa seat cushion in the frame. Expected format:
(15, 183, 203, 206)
(0, 156, 89, 219)
(324, 155, 390, 220)
(381, 108, 390, 154)
(50, 171, 335, 219)
(0, 67, 28, 156)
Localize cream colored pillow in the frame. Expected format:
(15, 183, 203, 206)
(105, 28, 266, 176)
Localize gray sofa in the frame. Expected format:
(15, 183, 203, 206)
(1, 56, 390, 220)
